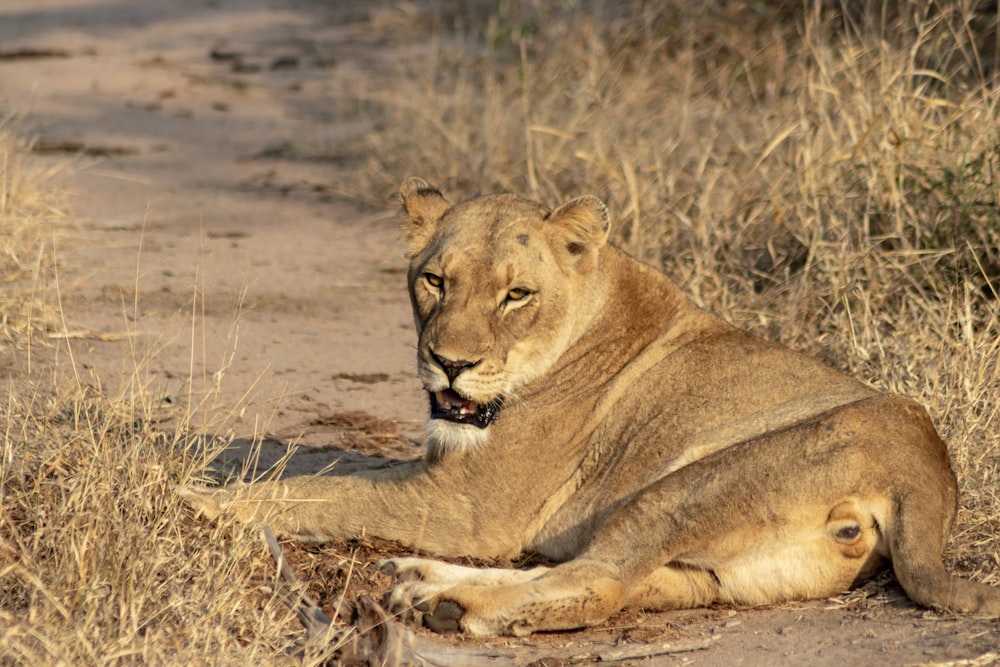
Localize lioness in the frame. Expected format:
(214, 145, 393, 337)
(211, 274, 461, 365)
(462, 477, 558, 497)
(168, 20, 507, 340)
(181, 178, 1000, 636)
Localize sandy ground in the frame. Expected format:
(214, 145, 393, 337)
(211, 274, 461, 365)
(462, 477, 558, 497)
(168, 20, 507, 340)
(2, 0, 427, 444)
(2, 0, 998, 664)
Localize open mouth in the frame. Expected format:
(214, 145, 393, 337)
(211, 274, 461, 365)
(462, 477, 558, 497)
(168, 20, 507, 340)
(430, 389, 503, 429)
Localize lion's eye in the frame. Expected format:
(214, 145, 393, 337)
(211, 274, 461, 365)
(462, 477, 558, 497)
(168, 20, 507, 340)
(506, 287, 531, 303)
(424, 272, 443, 289)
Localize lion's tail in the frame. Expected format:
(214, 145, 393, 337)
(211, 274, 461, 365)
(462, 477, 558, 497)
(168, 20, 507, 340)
(889, 488, 1000, 617)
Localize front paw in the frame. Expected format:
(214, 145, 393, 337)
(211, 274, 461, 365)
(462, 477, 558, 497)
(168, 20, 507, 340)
(384, 581, 466, 634)
(176, 484, 235, 521)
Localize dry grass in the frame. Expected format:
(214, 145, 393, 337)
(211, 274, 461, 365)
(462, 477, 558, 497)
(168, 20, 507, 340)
(0, 123, 69, 348)
(0, 390, 305, 664)
(352, 0, 1000, 580)
(2, 0, 999, 663)
(0, 131, 312, 662)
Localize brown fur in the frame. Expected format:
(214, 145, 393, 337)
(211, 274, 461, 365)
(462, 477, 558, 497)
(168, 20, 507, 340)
(179, 178, 1000, 636)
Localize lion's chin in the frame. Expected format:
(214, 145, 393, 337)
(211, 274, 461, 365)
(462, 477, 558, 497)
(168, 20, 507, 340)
(425, 419, 492, 461)
(429, 389, 503, 429)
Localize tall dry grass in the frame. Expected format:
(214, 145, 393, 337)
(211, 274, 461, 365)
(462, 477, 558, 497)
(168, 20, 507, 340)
(0, 124, 67, 349)
(352, 0, 1000, 578)
(0, 131, 313, 662)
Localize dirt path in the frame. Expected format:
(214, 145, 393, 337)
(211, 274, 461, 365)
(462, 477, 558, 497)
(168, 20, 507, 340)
(2, 1, 997, 664)
(1, 0, 426, 448)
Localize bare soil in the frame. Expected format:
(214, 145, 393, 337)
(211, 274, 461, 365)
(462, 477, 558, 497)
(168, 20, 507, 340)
(2, 0, 997, 664)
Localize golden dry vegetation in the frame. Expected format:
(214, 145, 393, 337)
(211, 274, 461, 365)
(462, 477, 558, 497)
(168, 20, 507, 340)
(0, 127, 315, 662)
(1, 0, 999, 664)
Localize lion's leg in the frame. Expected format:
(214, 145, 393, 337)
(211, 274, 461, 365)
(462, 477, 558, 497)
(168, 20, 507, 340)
(625, 565, 721, 609)
(177, 460, 524, 558)
(388, 558, 626, 636)
(177, 469, 429, 543)
(380, 557, 550, 586)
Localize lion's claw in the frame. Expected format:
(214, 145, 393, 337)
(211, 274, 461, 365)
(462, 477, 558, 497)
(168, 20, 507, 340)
(376, 559, 400, 578)
(378, 557, 435, 583)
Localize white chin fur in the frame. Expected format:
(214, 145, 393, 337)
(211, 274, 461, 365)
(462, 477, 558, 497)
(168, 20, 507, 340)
(426, 420, 491, 460)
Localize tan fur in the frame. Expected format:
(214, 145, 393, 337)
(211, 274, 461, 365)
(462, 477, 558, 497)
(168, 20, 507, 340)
(179, 178, 1000, 636)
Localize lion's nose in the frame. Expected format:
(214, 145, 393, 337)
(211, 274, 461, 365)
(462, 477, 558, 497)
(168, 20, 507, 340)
(430, 350, 482, 384)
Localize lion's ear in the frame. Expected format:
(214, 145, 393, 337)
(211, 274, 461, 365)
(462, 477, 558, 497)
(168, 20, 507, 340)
(400, 177, 450, 256)
(546, 195, 610, 270)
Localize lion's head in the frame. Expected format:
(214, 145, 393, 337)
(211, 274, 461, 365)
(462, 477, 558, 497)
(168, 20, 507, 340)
(400, 178, 611, 456)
